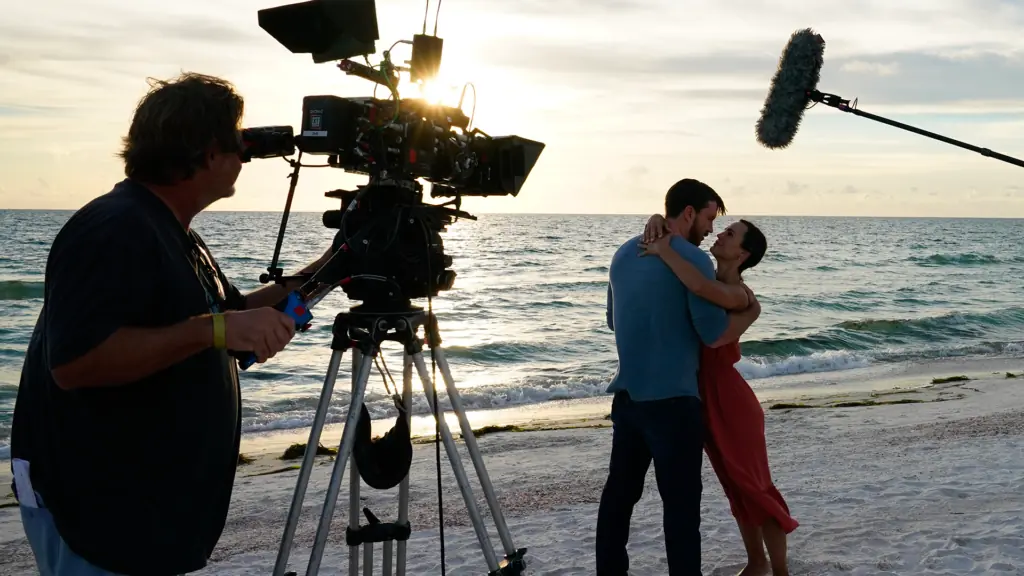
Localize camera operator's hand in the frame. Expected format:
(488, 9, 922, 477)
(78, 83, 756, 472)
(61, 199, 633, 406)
(223, 308, 296, 363)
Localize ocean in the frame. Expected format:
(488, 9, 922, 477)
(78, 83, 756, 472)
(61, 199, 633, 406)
(1, 210, 1023, 459)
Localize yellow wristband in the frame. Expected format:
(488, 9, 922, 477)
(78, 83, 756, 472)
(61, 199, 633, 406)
(212, 313, 226, 350)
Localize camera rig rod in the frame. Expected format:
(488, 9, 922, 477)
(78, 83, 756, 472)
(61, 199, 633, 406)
(238, 248, 354, 371)
(262, 151, 305, 285)
(338, 59, 400, 92)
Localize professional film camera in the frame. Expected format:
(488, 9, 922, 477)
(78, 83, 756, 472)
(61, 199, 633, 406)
(236, 1, 545, 576)
(240, 0, 544, 313)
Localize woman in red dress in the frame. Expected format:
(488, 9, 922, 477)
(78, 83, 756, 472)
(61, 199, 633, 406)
(640, 215, 798, 576)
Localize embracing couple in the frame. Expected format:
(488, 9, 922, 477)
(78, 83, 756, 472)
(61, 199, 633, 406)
(596, 179, 798, 576)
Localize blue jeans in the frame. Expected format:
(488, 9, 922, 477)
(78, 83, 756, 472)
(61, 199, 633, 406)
(20, 500, 125, 576)
(595, 391, 705, 575)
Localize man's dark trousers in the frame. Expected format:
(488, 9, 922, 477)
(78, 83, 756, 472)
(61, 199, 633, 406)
(595, 390, 705, 575)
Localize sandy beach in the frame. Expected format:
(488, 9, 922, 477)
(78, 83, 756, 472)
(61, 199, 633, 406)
(2, 360, 1023, 575)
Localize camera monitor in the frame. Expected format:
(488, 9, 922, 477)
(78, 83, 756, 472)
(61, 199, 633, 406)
(258, 0, 379, 63)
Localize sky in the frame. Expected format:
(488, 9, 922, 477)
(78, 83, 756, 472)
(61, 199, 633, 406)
(2, 0, 1024, 217)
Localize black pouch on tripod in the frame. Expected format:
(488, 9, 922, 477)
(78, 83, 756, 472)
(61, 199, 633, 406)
(353, 396, 413, 490)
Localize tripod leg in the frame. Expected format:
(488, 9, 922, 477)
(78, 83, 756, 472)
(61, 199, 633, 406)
(349, 350, 363, 576)
(305, 349, 377, 576)
(431, 347, 518, 558)
(410, 352, 501, 573)
(392, 352, 414, 576)
(273, 348, 347, 576)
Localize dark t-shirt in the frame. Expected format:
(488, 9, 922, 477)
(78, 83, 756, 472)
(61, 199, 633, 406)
(10, 179, 247, 575)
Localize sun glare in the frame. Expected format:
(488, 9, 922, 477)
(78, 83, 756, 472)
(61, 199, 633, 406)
(399, 75, 460, 107)
(418, 78, 452, 104)
(395, 63, 466, 108)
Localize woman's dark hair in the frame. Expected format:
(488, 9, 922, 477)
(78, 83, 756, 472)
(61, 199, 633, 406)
(738, 219, 767, 274)
(118, 72, 244, 185)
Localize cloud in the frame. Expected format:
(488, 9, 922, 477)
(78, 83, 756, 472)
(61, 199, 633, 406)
(3, 0, 1024, 216)
(777, 182, 864, 198)
(482, 45, 769, 81)
(512, 0, 653, 14)
(820, 50, 1024, 108)
(841, 61, 901, 76)
(473, 0, 1024, 66)
(0, 18, 259, 69)
(659, 88, 770, 101)
(627, 165, 649, 178)
(478, 39, 1024, 112)
(0, 105, 63, 117)
(0, 1, 283, 115)
(782, 181, 809, 196)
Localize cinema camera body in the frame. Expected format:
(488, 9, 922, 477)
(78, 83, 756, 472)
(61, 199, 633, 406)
(239, 0, 545, 314)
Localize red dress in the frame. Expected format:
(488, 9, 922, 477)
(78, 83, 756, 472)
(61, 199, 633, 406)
(698, 340, 799, 534)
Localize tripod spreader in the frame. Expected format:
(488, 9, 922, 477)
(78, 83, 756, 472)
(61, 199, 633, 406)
(345, 507, 411, 548)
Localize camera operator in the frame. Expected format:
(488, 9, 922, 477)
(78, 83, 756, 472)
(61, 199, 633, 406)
(9, 72, 334, 575)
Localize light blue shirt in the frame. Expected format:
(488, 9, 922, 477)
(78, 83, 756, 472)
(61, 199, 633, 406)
(605, 234, 729, 401)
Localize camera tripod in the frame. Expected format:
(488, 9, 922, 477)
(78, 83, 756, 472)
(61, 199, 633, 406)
(271, 304, 528, 576)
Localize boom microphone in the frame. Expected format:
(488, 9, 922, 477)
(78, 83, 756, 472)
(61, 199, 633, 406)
(756, 28, 1024, 169)
(755, 28, 825, 149)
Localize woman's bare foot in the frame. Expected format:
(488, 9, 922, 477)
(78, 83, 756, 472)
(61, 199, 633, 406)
(736, 521, 770, 575)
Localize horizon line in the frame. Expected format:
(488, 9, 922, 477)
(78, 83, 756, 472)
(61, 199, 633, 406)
(0, 208, 1022, 220)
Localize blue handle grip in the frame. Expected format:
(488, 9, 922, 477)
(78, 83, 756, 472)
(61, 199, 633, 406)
(238, 290, 314, 370)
